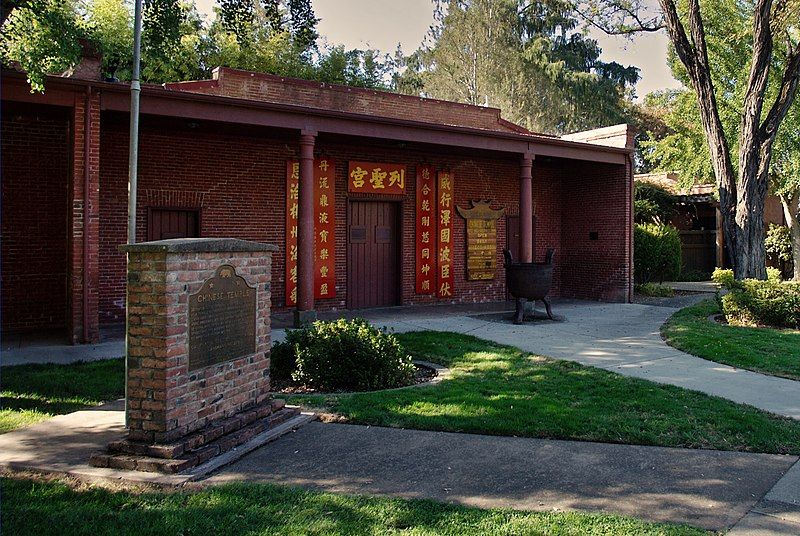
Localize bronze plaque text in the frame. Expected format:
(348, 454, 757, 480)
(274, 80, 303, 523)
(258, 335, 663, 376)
(457, 200, 505, 281)
(188, 265, 257, 371)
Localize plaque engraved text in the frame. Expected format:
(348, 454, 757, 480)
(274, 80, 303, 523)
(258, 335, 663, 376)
(188, 265, 257, 371)
(456, 200, 505, 281)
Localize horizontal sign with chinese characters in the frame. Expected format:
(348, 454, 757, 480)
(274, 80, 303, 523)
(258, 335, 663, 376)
(348, 161, 407, 195)
(285, 158, 336, 306)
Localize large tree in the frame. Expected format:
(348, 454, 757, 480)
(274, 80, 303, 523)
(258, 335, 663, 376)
(639, 1, 800, 280)
(583, 0, 800, 279)
(394, 0, 639, 134)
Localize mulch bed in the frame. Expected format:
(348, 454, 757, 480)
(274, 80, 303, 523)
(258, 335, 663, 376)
(271, 362, 437, 395)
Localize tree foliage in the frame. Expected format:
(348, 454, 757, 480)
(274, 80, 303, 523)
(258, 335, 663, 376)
(633, 0, 800, 279)
(1, 0, 391, 90)
(583, 0, 800, 279)
(634, 181, 676, 224)
(0, 0, 85, 91)
(393, 0, 640, 134)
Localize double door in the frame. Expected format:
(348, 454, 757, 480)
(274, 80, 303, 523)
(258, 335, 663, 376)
(348, 201, 400, 308)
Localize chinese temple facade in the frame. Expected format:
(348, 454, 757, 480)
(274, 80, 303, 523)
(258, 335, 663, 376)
(1, 65, 634, 343)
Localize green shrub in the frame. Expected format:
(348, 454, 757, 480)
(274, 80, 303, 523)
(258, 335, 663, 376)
(271, 319, 415, 391)
(713, 268, 800, 328)
(634, 282, 675, 297)
(766, 224, 793, 264)
(712, 268, 738, 290)
(768, 266, 783, 282)
(634, 223, 682, 284)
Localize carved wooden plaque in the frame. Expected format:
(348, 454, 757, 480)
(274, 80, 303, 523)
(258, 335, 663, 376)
(188, 265, 257, 371)
(456, 200, 505, 281)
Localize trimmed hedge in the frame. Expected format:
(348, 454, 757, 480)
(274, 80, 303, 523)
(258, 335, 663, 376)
(712, 268, 800, 329)
(634, 223, 682, 284)
(271, 318, 415, 391)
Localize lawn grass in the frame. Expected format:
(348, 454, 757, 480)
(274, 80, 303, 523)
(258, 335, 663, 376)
(662, 299, 800, 381)
(0, 359, 124, 433)
(290, 331, 800, 454)
(1, 476, 708, 535)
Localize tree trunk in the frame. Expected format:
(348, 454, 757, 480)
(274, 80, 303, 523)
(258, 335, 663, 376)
(733, 173, 768, 279)
(781, 192, 800, 281)
(732, 135, 770, 280)
(656, 0, 800, 281)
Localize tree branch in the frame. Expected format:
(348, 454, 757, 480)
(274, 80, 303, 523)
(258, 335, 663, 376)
(740, 0, 775, 155)
(761, 40, 800, 144)
(571, 2, 664, 35)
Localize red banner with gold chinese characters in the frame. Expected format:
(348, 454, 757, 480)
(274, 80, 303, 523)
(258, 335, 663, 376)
(285, 158, 336, 306)
(314, 158, 336, 299)
(436, 171, 454, 298)
(415, 165, 437, 294)
(285, 161, 300, 306)
(348, 161, 406, 195)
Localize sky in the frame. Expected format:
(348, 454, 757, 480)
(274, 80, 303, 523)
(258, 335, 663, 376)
(194, 0, 682, 98)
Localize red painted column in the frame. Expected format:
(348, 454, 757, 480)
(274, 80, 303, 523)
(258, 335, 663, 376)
(295, 132, 317, 325)
(520, 153, 534, 263)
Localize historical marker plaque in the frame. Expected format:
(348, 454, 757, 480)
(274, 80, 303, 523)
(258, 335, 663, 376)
(188, 264, 257, 371)
(456, 200, 505, 281)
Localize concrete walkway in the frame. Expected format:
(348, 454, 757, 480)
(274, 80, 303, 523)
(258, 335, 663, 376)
(272, 299, 800, 420)
(205, 421, 798, 532)
(1, 404, 797, 533)
(1, 326, 124, 366)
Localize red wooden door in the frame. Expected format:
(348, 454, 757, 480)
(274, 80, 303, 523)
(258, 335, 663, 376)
(148, 208, 200, 241)
(348, 201, 400, 308)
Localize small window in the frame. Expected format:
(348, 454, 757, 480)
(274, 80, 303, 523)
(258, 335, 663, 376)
(148, 208, 200, 241)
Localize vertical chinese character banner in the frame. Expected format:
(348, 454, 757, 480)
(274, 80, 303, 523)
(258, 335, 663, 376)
(314, 158, 336, 299)
(285, 161, 300, 305)
(285, 159, 337, 306)
(437, 171, 454, 298)
(416, 165, 437, 294)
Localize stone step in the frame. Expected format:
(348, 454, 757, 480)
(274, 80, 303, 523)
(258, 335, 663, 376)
(90, 405, 304, 475)
(106, 399, 285, 459)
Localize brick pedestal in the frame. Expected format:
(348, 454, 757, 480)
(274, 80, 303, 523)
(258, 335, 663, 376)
(91, 238, 299, 473)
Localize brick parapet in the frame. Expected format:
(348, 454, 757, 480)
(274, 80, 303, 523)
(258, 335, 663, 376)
(165, 67, 525, 134)
(124, 245, 273, 444)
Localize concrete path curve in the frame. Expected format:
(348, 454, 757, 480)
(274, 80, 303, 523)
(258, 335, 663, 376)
(275, 300, 800, 420)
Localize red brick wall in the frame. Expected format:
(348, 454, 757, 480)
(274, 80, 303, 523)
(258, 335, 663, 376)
(98, 114, 630, 321)
(99, 114, 296, 323)
(166, 68, 524, 134)
(1, 104, 70, 332)
(560, 161, 631, 301)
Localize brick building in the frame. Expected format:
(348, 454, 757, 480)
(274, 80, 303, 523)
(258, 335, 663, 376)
(1, 65, 634, 344)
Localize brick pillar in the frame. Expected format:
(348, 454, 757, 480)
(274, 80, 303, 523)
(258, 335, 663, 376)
(69, 89, 101, 344)
(119, 238, 278, 445)
(520, 154, 534, 263)
(295, 131, 317, 326)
